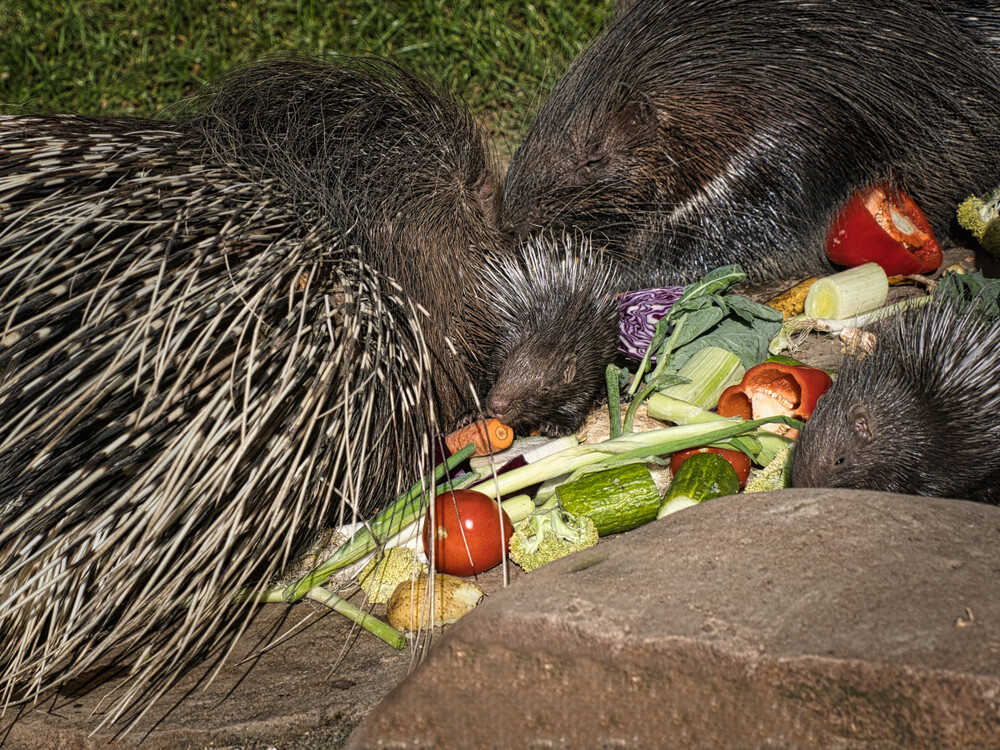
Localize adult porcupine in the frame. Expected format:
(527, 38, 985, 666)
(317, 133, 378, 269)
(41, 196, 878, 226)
(792, 300, 1000, 503)
(503, 0, 1000, 285)
(0, 56, 507, 724)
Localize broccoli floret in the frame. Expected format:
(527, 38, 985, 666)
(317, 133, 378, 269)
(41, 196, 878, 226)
(358, 547, 426, 604)
(508, 506, 599, 573)
(957, 189, 1000, 257)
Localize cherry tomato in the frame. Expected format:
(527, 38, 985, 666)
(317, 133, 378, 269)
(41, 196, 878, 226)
(422, 489, 514, 576)
(670, 447, 751, 489)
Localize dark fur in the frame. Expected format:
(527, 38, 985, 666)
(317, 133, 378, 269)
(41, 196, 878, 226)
(504, 0, 1000, 285)
(467, 235, 623, 435)
(793, 301, 1000, 503)
(187, 58, 507, 426)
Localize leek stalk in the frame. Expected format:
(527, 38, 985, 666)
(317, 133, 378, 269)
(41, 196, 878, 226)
(471, 415, 801, 500)
(803, 262, 888, 319)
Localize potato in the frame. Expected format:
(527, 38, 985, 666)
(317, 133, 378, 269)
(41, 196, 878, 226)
(386, 572, 484, 631)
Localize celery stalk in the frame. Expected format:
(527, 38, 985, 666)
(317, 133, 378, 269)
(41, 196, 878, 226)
(606, 363, 623, 439)
(623, 314, 689, 431)
(803, 262, 888, 319)
(255, 586, 406, 649)
(646, 392, 724, 425)
(656, 346, 744, 410)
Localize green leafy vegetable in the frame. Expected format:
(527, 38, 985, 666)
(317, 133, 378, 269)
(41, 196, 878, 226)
(629, 265, 783, 398)
(932, 268, 1000, 317)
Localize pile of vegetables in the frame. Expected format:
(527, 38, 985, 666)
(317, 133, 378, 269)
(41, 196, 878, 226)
(257, 265, 837, 643)
(266, 188, 992, 644)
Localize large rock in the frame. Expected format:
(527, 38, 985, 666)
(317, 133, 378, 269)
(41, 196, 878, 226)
(349, 489, 1000, 749)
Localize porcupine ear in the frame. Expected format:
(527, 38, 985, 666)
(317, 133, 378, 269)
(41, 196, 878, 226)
(620, 89, 657, 131)
(559, 352, 578, 386)
(849, 405, 875, 444)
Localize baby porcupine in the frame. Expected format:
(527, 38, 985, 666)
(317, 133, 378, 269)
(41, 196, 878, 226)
(793, 301, 1000, 503)
(0, 56, 505, 725)
(467, 234, 624, 436)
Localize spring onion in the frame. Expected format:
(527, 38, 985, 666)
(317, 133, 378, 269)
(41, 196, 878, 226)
(470, 415, 800, 501)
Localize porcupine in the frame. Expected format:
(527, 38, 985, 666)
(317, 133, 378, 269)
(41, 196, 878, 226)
(0, 56, 517, 724)
(792, 300, 1000, 503)
(502, 0, 1000, 286)
(465, 233, 623, 436)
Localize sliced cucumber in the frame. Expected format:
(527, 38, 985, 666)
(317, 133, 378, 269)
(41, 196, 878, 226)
(556, 462, 661, 536)
(658, 452, 740, 519)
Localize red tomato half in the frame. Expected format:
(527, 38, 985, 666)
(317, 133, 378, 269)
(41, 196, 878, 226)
(670, 447, 751, 489)
(422, 489, 514, 577)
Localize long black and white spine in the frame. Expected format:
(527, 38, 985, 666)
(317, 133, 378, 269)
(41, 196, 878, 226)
(0, 56, 499, 726)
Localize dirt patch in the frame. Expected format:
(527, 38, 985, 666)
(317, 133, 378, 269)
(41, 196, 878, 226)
(0, 563, 521, 749)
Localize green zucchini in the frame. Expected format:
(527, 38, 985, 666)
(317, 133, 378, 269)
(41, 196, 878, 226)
(556, 462, 661, 536)
(657, 452, 740, 519)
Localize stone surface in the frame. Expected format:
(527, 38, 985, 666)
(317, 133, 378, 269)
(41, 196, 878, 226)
(349, 489, 1000, 749)
(0, 600, 413, 749)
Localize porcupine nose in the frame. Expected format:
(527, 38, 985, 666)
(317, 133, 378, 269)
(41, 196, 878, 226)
(486, 391, 514, 423)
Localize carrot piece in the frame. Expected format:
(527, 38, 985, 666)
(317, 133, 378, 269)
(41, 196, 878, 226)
(445, 419, 514, 457)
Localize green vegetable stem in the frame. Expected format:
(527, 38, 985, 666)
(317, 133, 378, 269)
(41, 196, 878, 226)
(282, 443, 476, 602)
(471, 415, 801, 501)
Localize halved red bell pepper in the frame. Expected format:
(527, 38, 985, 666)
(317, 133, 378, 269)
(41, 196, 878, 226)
(717, 362, 832, 439)
(826, 184, 943, 275)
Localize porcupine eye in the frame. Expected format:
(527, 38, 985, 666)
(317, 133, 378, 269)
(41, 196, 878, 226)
(575, 143, 609, 176)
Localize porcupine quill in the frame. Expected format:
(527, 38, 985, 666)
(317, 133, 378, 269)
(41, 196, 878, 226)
(0, 56, 506, 727)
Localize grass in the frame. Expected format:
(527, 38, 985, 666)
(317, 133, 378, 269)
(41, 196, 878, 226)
(0, 0, 615, 148)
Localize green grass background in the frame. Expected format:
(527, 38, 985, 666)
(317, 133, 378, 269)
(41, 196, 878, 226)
(0, 0, 615, 152)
